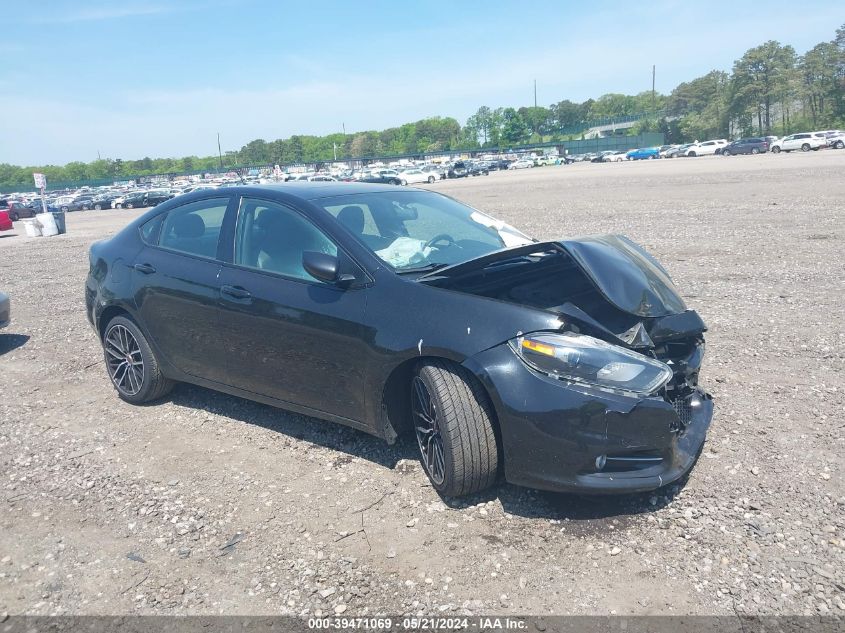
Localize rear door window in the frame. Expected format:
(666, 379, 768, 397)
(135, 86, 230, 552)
(157, 197, 229, 259)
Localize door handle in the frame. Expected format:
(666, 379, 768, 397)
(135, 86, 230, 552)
(133, 263, 156, 274)
(221, 285, 251, 299)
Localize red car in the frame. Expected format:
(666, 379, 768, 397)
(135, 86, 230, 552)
(0, 211, 13, 232)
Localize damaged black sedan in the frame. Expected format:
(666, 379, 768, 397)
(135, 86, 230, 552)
(85, 183, 713, 496)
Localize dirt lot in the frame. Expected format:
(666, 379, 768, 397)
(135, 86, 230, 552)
(0, 153, 843, 617)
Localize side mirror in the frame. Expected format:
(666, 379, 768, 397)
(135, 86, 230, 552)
(302, 251, 355, 286)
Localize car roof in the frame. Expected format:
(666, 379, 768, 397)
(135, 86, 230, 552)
(197, 181, 413, 201)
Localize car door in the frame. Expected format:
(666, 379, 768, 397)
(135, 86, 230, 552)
(132, 195, 235, 383)
(216, 197, 372, 422)
(781, 135, 796, 150)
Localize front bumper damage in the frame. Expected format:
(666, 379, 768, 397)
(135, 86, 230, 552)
(463, 343, 713, 494)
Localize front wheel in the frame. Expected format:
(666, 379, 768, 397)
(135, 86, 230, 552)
(750, 148, 759, 154)
(688, 151, 696, 157)
(125, 202, 134, 208)
(772, 146, 781, 153)
(412, 360, 499, 497)
(400, 179, 407, 186)
(103, 316, 173, 404)
(835, 141, 844, 149)
(114, 203, 123, 209)
(427, 176, 435, 183)
(722, 149, 731, 156)
(801, 143, 811, 152)
(94, 203, 103, 210)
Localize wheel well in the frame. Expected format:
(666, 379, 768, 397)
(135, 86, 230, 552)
(380, 355, 502, 448)
(97, 305, 132, 341)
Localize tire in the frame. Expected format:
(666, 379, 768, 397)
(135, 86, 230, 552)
(801, 143, 810, 152)
(688, 151, 696, 157)
(772, 146, 781, 153)
(835, 141, 844, 149)
(400, 179, 407, 186)
(125, 202, 134, 209)
(10, 212, 18, 221)
(61, 206, 69, 212)
(428, 176, 435, 183)
(649, 154, 656, 159)
(102, 315, 173, 404)
(751, 148, 759, 155)
(94, 204, 103, 210)
(412, 360, 499, 497)
(115, 203, 123, 209)
(722, 149, 731, 156)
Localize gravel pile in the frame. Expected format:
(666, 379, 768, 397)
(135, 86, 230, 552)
(0, 153, 842, 615)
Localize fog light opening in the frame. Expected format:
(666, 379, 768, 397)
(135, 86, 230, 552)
(595, 454, 607, 471)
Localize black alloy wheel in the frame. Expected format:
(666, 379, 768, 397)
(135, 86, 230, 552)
(412, 376, 446, 487)
(105, 323, 145, 397)
(102, 315, 173, 404)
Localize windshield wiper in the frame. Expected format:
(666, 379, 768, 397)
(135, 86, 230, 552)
(396, 263, 450, 275)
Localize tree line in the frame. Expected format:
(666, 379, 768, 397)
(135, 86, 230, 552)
(1, 24, 843, 191)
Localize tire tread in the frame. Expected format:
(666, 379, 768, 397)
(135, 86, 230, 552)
(418, 360, 498, 496)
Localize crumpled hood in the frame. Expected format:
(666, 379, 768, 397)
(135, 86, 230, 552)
(559, 235, 687, 318)
(421, 234, 688, 319)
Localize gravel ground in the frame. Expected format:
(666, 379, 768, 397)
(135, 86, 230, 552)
(0, 153, 843, 617)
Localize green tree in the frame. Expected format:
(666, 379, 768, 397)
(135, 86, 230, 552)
(500, 108, 530, 145)
(730, 41, 797, 134)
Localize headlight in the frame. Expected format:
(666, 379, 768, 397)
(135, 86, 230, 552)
(510, 332, 672, 396)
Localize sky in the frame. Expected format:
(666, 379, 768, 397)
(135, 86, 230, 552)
(1, 0, 842, 166)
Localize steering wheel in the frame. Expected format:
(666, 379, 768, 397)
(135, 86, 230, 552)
(425, 233, 457, 249)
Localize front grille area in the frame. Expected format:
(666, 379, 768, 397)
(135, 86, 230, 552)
(671, 396, 693, 434)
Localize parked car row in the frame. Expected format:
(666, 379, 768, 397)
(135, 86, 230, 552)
(620, 129, 844, 162)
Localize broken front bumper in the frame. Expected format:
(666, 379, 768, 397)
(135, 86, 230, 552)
(463, 344, 714, 494)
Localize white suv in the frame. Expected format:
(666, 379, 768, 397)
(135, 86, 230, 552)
(684, 139, 728, 156)
(770, 133, 827, 153)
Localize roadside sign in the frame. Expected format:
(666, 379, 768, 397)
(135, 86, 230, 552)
(33, 172, 46, 189)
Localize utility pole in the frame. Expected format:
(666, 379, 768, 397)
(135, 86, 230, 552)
(651, 65, 656, 112)
(533, 79, 537, 108)
(342, 122, 346, 135)
(217, 132, 224, 170)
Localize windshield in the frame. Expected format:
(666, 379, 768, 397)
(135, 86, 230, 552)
(315, 190, 533, 271)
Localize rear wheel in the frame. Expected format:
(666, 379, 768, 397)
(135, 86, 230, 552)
(412, 360, 499, 497)
(10, 211, 18, 221)
(688, 151, 696, 157)
(103, 316, 173, 404)
(94, 203, 103, 210)
(427, 176, 435, 183)
(750, 148, 759, 154)
(801, 143, 811, 152)
(125, 202, 134, 208)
